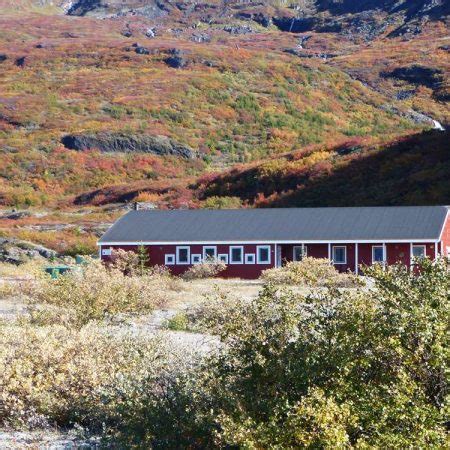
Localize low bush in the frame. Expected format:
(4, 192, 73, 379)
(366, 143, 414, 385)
(113, 259, 448, 448)
(165, 312, 189, 331)
(181, 258, 226, 280)
(261, 257, 360, 287)
(26, 257, 176, 328)
(0, 324, 168, 432)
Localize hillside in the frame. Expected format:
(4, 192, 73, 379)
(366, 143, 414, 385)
(0, 1, 448, 253)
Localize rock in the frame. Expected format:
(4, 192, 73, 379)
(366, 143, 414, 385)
(396, 89, 416, 100)
(284, 48, 336, 60)
(191, 33, 210, 43)
(61, 132, 197, 159)
(164, 49, 188, 68)
(145, 27, 156, 38)
(15, 56, 26, 67)
(297, 35, 312, 49)
(382, 105, 445, 130)
(235, 12, 271, 27)
(0, 238, 57, 265)
(223, 25, 253, 34)
(0, 210, 32, 220)
(122, 30, 132, 37)
(135, 46, 150, 55)
(273, 17, 318, 33)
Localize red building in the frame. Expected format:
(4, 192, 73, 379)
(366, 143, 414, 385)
(99, 206, 450, 279)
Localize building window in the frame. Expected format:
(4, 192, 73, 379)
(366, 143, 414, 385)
(203, 246, 217, 262)
(176, 246, 190, 265)
(245, 253, 255, 264)
(230, 246, 244, 264)
(412, 245, 426, 259)
(372, 246, 384, 264)
(293, 245, 307, 262)
(101, 248, 112, 256)
(257, 245, 271, 264)
(218, 254, 228, 264)
(165, 254, 175, 265)
(191, 254, 201, 264)
(332, 246, 347, 264)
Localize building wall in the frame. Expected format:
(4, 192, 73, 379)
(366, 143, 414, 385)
(101, 243, 275, 279)
(441, 212, 450, 258)
(100, 240, 440, 279)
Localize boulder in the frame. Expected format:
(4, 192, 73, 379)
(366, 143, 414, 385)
(164, 49, 188, 68)
(15, 56, 26, 67)
(61, 132, 197, 159)
(0, 54, 6, 62)
(135, 46, 150, 55)
(0, 238, 57, 265)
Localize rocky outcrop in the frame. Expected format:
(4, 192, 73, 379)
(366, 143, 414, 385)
(0, 238, 57, 265)
(61, 132, 197, 159)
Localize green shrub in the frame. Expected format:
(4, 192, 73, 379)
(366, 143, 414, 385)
(165, 312, 189, 331)
(27, 257, 174, 328)
(181, 258, 226, 280)
(261, 257, 361, 287)
(0, 324, 167, 431)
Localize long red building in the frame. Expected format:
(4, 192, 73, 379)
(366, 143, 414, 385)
(99, 206, 450, 279)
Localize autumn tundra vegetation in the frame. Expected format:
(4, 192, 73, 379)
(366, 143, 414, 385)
(0, 254, 448, 447)
(0, 3, 449, 255)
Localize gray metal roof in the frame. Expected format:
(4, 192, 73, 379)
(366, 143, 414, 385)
(99, 206, 448, 243)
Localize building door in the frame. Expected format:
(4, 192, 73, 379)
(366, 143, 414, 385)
(276, 245, 282, 267)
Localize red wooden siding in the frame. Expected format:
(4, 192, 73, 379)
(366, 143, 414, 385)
(100, 239, 442, 279)
(102, 243, 275, 279)
(441, 212, 450, 258)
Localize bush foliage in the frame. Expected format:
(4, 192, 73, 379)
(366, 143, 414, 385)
(26, 256, 176, 328)
(261, 257, 360, 287)
(113, 258, 449, 447)
(1, 258, 448, 448)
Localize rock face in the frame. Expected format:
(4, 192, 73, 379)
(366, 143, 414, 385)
(0, 238, 57, 265)
(61, 133, 197, 159)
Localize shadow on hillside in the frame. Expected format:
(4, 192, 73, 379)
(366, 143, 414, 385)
(271, 130, 450, 207)
(200, 130, 450, 208)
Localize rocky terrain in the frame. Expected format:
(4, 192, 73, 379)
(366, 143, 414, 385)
(61, 132, 196, 158)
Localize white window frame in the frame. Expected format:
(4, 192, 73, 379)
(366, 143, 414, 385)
(332, 246, 347, 265)
(203, 246, 217, 262)
(191, 254, 202, 264)
(101, 248, 112, 256)
(229, 246, 244, 264)
(176, 246, 190, 265)
(371, 245, 384, 264)
(218, 254, 229, 264)
(256, 245, 271, 264)
(411, 245, 426, 260)
(245, 253, 255, 264)
(165, 254, 175, 265)
(293, 245, 307, 262)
